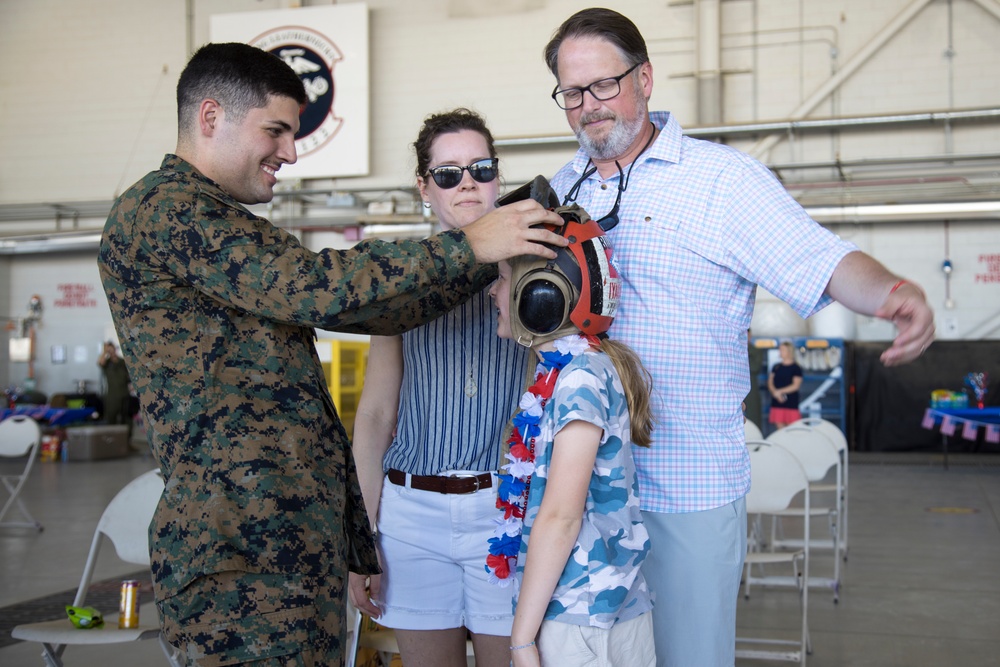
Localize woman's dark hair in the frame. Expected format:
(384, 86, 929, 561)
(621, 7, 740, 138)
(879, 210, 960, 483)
(413, 108, 497, 179)
(543, 8, 649, 78)
(177, 42, 306, 133)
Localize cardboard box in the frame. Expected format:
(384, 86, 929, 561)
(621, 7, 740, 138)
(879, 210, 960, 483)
(64, 425, 130, 461)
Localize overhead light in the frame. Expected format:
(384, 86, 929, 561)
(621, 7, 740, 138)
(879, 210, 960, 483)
(325, 192, 357, 208)
(0, 232, 102, 255)
(806, 201, 1000, 223)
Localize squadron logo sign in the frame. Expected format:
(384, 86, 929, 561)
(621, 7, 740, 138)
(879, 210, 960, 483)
(211, 3, 370, 177)
(251, 26, 344, 158)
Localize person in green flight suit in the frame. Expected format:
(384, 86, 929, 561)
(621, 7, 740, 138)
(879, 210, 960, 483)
(98, 42, 567, 667)
(97, 341, 131, 432)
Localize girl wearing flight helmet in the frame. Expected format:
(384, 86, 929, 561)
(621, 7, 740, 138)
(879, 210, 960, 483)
(487, 200, 656, 666)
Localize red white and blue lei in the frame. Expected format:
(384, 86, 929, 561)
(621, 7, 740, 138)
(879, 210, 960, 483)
(485, 334, 596, 586)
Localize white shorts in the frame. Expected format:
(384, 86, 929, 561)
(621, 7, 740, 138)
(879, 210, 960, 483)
(373, 473, 513, 635)
(537, 613, 655, 666)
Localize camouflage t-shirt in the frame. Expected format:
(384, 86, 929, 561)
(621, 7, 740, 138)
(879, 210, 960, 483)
(516, 351, 653, 628)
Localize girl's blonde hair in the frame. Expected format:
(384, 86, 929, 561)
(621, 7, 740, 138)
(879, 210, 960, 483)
(599, 337, 655, 448)
(500, 337, 655, 455)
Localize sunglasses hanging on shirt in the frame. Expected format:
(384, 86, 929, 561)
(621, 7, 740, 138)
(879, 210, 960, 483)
(562, 162, 623, 232)
(426, 158, 499, 189)
(561, 123, 657, 232)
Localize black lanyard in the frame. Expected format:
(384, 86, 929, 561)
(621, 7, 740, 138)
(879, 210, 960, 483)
(561, 123, 656, 231)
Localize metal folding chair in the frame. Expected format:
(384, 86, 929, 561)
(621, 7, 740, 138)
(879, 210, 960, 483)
(738, 441, 811, 665)
(0, 415, 44, 531)
(792, 417, 849, 561)
(11, 469, 183, 667)
(763, 426, 843, 602)
(744, 419, 764, 443)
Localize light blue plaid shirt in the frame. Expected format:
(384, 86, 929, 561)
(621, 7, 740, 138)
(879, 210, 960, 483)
(551, 112, 857, 513)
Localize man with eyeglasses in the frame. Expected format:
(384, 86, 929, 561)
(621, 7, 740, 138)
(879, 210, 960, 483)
(543, 8, 934, 666)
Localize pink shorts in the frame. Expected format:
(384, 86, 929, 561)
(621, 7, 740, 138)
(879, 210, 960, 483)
(769, 407, 802, 425)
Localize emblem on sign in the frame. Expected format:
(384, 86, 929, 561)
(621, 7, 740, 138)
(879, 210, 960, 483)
(250, 26, 344, 158)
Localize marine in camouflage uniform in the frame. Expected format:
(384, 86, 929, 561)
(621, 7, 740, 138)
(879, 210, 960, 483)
(98, 153, 494, 665)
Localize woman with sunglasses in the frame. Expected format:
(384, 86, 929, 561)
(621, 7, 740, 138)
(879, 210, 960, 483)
(348, 108, 531, 667)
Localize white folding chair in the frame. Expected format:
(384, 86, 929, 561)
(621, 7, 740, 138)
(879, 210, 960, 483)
(11, 469, 183, 667)
(744, 419, 764, 443)
(792, 417, 849, 561)
(763, 426, 843, 602)
(0, 415, 44, 531)
(738, 441, 811, 665)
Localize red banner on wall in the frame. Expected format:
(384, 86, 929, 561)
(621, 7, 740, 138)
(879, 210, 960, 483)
(975, 253, 1000, 284)
(54, 283, 97, 308)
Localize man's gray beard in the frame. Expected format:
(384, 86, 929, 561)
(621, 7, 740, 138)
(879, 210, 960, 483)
(574, 109, 646, 161)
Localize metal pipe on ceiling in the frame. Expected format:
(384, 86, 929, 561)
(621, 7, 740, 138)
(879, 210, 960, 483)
(494, 107, 1000, 149)
(748, 0, 936, 158)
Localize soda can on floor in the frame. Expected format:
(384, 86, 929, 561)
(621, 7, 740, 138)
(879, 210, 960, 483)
(119, 580, 140, 629)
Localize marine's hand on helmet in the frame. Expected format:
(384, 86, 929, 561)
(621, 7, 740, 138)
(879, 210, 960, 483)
(464, 200, 567, 263)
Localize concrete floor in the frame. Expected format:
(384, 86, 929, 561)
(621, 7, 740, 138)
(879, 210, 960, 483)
(2, 451, 999, 666)
(735, 456, 1000, 666)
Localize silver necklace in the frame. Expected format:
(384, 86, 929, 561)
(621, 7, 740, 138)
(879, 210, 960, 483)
(464, 365, 478, 398)
(453, 308, 477, 398)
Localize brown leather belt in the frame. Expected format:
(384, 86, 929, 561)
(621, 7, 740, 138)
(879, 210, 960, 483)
(386, 468, 492, 495)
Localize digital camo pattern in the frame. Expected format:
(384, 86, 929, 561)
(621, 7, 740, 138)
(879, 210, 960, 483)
(158, 571, 342, 666)
(516, 351, 653, 629)
(99, 154, 493, 663)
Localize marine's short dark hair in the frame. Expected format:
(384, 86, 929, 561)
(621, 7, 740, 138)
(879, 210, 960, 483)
(543, 8, 649, 79)
(412, 108, 497, 180)
(176, 42, 307, 133)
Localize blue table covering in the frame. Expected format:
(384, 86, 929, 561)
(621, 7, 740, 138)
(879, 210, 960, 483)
(922, 407, 1000, 441)
(0, 406, 96, 427)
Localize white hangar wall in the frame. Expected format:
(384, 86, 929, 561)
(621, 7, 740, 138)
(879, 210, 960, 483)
(4, 0, 999, 198)
(1, 0, 999, 394)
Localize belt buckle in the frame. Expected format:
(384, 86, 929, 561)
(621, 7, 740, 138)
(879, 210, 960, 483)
(448, 472, 481, 494)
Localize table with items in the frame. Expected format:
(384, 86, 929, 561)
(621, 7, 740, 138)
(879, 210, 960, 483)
(921, 407, 1000, 468)
(0, 406, 96, 427)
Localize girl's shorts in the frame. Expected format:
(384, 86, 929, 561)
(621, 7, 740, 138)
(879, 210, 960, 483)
(537, 613, 655, 666)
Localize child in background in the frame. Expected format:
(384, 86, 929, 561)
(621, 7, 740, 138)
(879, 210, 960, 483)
(486, 199, 656, 667)
(768, 340, 804, 429)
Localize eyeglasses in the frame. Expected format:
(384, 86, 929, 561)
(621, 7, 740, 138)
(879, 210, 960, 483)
(426, 158, 499, 189)
(551, 63, 641, 110)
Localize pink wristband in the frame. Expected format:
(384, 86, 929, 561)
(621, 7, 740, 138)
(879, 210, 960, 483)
(889, 280, 907, 294)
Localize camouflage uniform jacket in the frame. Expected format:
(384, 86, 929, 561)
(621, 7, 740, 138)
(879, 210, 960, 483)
(98, 154, 492, 605)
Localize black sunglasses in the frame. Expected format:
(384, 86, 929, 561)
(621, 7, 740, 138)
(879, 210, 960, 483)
(562, 161, 624, 232)
(426, 158, 499, 189)
(560, 122, 657, 231)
